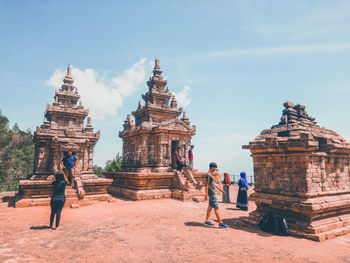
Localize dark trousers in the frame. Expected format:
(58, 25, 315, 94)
(63, 168, 74, 183)
(50, 197, 65, 228)
(176, 161, 183, 171)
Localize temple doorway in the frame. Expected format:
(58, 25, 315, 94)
(171, 140, 179, 169)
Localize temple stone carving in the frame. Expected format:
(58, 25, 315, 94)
(16, 65, 112, 208)
(243, 101, 350, 241)
(105, 59, 206, 200)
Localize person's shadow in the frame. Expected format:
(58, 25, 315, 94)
(226, 207, 241, 211)
(1, 194, 16, 207)
(184, 216, 273, 236)
(30, 226, 51, 230)
(184, 222, 206, 227)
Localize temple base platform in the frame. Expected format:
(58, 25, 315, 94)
(104, 170, 207, 201)
(16, 175, 113, 208)
(247, 192, 350, 242)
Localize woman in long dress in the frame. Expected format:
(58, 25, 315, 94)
(222, 172, 231, 203)
(236, 172, 249, 211)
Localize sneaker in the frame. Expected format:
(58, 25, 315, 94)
(219, 223, 229, 228)
(204, 221, 215, 226)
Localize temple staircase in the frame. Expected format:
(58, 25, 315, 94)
(172, 168, 205, 202)
(64, 185, 90, 208)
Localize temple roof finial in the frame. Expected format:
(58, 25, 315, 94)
(67, 64, 72, 76)
(152, 57, 162, 77)
(63, 63, 74, 86)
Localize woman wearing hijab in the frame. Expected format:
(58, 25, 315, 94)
(50, 172, 67, 229)
(222, 172, 231, 203)
(236, 172, 249, 211)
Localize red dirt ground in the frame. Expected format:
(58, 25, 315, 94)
(1, 186, 350, 263)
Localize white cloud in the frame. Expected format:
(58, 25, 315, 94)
(175, 85, 191, 108)
(46, 58, 148, 119)
(112, 58, 148, 97)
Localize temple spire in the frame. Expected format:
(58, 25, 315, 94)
(153, 58, 162, 76)
(63, 64, 74, 85)
(67, 63, 71, 76)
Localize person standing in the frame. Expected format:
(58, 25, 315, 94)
(222, 172, 231, 203)
(174, 147, 183, 171)
(50, 172, 67, 229)
(204, 162, 229, 228)
(188, 145, 194, 171)
(60, 151, 78, 185)
(236, 171, 249, 211)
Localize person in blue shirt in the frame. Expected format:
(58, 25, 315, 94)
(60, 151, 78, 185)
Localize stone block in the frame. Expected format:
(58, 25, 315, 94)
(70, 203, 79, 209)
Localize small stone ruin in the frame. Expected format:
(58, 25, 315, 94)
(243, 101, 350, 241)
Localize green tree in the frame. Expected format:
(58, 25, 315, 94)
(0, 111, 34, 192)
(103, 153, 122, 172)
(92, 165, 103, 176)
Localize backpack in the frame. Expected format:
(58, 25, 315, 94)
(258, 213, 275, 233)
(273, 215, 290, 236)
(258, 213, 290, 236)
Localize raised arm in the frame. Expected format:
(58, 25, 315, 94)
(63, 173, 68, 182)
(60, 160, 65, 169)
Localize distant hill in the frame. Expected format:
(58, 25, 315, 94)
(0, 110, 34, 192)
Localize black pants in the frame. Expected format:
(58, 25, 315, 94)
(176, 161, 183, 171)
(63, 168, 74, 183)
(50, 197, 65, 228)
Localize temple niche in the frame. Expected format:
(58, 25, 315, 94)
(16, 65, 112, 208)
(105, 59, 206, 200)
(243, 101, 350, 241)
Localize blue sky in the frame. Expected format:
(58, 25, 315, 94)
(1, 1, 350, 174)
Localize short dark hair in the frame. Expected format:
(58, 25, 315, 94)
(190, 145, 194, 148)
(209, 162, 217, 169)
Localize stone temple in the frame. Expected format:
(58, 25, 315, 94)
(16, 65, 112, 208)
(105, 59, 206, 200)
(243, 101, 350, 241)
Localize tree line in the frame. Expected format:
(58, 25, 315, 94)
(0, 110, 34, 191)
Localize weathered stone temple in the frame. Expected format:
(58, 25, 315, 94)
(105, 59, 206, 200)
(16, 65, 112, 208)
(243, 101, 350, 241)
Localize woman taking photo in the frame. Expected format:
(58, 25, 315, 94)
(50, 172, 67, 229)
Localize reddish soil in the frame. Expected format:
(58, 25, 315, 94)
(1, 186, 350, 263)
